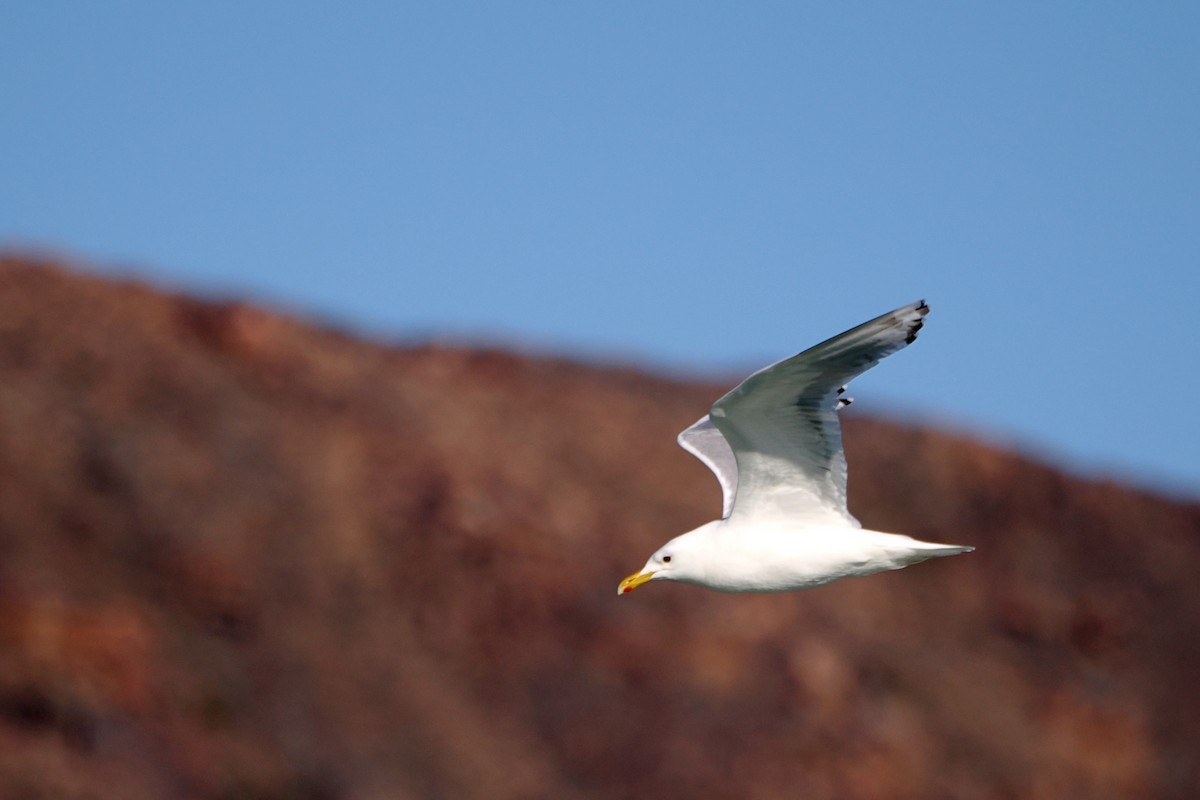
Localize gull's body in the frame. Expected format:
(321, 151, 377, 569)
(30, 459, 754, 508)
(619, 300, 972, 595)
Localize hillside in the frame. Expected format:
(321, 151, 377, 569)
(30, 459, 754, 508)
(1, 254, 1198, 800)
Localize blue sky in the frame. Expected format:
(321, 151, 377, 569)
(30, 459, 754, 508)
(3, 3, 1198, 496)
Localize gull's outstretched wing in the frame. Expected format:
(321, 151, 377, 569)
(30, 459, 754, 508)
(710, 300, 929, 526)
(678, 415, 738, 519)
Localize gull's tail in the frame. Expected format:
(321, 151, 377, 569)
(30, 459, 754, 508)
(898, 537, 974, 565)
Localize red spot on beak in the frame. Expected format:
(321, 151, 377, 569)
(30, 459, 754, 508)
(622, 586, 632, 593)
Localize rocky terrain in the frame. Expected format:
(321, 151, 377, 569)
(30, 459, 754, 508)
(1, 254, 1198, 799)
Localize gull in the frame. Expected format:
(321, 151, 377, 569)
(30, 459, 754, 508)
(618, 300, 972, 595)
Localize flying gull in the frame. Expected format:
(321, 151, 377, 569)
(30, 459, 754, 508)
(618, 300, 972, 595)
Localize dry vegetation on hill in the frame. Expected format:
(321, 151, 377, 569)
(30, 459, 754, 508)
(1, 255, 1198, 799)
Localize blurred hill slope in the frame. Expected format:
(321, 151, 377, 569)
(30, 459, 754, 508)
(1, 254, 1198, 800)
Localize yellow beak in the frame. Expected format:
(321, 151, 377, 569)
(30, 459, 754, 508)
(618, 569, 656, 595)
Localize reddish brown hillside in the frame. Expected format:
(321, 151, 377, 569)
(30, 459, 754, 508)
(1, 254, 1198, 800)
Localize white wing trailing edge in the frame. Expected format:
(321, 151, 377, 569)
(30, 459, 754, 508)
(680, 300, 929, 527)
(677, 415, 738, 519)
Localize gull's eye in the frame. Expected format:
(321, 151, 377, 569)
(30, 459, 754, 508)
(662, 555, 672, 563)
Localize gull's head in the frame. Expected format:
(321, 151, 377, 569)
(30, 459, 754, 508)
(617, 530, 707, 596)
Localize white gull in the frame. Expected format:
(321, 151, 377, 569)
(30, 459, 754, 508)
(619, 300, 972, 595)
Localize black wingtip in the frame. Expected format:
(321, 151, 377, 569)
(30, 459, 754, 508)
(905, 300, 930, 344)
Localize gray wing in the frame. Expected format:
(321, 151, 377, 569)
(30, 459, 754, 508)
(709, 300, 930, 526)
(677, 415, 738, 519)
